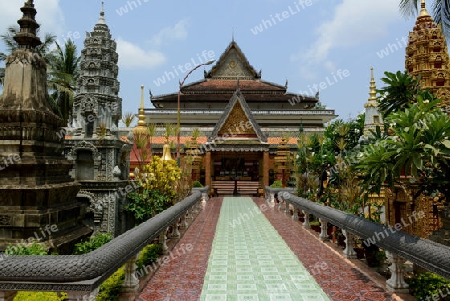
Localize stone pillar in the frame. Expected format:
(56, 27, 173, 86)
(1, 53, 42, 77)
(302, 211, 310, 229)
(342, 230, 357, 259)
(67, 288, 98, 301)
(122, 254, 140, 293)
(263, 151, 269, 187)
(180, 212, 188, 230)
(386, 251, 409, 293)
(159, 228, 169, 255)
(292, 208, 299, 221)
(205, 151, 211, 188)
(170, 221, 180, 238)
(319, 218, 328, 241)
(0, 291, 16, 301)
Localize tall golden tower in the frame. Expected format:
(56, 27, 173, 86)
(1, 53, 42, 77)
(405, 0, 450, 111)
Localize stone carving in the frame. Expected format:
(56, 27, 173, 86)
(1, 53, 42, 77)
(218, 101, 256, 136)
(0, 215, 11, 226)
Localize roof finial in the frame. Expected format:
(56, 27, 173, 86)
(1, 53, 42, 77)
(98, 1, 106, 24)
(232, 26, 235, 42)
(420, 0, 430, 16)
(133, 85, 148, 137)
(369, 67, 377, 101)
(14, 0, 42, 49)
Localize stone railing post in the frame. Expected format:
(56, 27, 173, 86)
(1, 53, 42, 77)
(285, 202, 291, 215)
(179, 213, 188, 230)
(302, 210, 310, 229)
(67, 288, 98, 301)
(319, 218, 328, 241)
(170, 220, 180, 238)
(201, 192, 208, 203)
(342, 230, 357, 259)
(386, 251, 409, 293)
(0, 291, 17, 301)
(292, 207, 299, 221)
(122, 253, 140, 293)
(269, 192, 275, 203)
(159, 228, 169, 255)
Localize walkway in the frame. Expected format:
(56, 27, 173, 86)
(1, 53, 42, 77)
(137, 197, 401, 301)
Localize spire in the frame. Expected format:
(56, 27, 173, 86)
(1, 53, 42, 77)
(14, 0, 42, 49)
(133, 85, 148, 136)
(420, 0, 429, 17)
(98, 1, 106, 24)
(368, 67, 377, 101)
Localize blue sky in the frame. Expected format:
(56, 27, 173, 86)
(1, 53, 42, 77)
(0, 0, 426, 122)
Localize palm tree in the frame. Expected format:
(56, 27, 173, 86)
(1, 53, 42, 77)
(47, 39, 81, 124)
(400, 0, 450, 35)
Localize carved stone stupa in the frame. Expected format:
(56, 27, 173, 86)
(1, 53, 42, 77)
(0, 0, 91, 252)
(64, 3, 132, 236)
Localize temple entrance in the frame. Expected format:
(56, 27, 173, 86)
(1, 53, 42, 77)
(210, 152, 263, 196)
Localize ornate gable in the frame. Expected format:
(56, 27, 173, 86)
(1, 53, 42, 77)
(206, 40, 260, 79)
(209, 88, 267, 143)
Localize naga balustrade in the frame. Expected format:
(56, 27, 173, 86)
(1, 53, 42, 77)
(265, 186, 450, 294)
(0, 187, 209, 301)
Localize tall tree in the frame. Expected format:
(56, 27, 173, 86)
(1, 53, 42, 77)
(47, 39, 81, 124)
(400, 0, 450, 35)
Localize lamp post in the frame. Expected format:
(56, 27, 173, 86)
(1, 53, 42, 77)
(176, 59, 215, 166)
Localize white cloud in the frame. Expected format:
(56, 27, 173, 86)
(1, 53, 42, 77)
(116, 37, 166, 70)
(150, 18, 190, 46)
(293, 0, 399, 78)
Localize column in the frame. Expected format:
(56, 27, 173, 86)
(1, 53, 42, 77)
(386, 251, 409, 293)
(67, 288, 98, 301)
(205, 151, 211, 188)
(122, 254, 140, 293)
(263, 151, 269, 187)
(342, 230, 357, 259)
(319, 218, 328, 241)
(302, 211, 310, 229)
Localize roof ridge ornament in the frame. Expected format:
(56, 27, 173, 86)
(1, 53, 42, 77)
(420, 0, 429, 17)
(98, 1, 106, 24)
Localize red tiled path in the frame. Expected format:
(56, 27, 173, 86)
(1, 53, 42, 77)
(138, 197, 409, 300)
(137, 198, 223, 301)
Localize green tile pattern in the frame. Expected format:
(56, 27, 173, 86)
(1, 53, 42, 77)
(200, 197, 330, 300)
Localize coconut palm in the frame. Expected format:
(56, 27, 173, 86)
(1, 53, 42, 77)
(400, 0, 450, 35)
(47, 39, 81, 124)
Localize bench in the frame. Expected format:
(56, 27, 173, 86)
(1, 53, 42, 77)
(211, 181, 261, 196)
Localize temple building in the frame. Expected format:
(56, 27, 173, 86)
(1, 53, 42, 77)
(64, 4, 133, 236)
(132, 40, 336, 192)
(405, 0, 450, 113)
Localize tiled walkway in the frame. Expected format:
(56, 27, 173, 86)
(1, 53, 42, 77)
(138, 197, 398, 301)
(200, 197, 329, 300)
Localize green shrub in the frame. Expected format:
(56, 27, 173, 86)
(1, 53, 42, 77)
(73, 232, 112, 255)
(270, 180, 283, 188)
(5, 242, 48, 255)
(136, 244, 162, 271)
(193, 180, 203, 188)
(96, 268, 125, 301)
(14, 292, 67, 301)
(407, 272, 450, 300)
